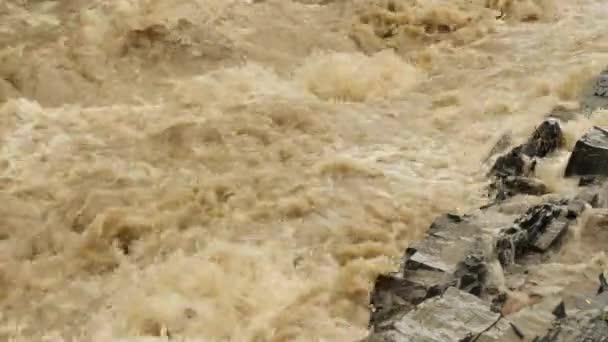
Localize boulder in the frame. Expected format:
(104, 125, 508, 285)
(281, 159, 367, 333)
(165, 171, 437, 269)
(580, 69, 608, 113)
(490, 119, 563, 178)
(565, 126, 608, 177)
(533, 310, 608, 342)
(495, 202, 579, 267)
(369, 214, 493, 329)
(489, 119, 563, 200)
(493, 176, 549, 201)
(593, 69, 608, 97)
(366, 287, 510, 342)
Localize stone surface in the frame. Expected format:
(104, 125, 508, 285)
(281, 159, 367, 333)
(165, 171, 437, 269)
(489, 119, 562, 200)
(565, 126, 608, 177)
(369, 214, 495, 329)
(495, 203, 573, 267)
(493, 176, 549, 200)
(594, 70, 608, 97)
(534, 311, 608, 342)
(367, 287, 510, 342)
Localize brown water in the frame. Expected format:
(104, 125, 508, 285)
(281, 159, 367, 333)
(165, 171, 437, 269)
(1, 0, 608, 341)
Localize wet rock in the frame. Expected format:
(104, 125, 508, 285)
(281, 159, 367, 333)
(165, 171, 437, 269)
(599, 273, 608, 295)
(369, 274, 428, 328)
(552, 301, 567, 319)
(534, 310, 608, 342)
(593, 69, 608, 97)
(368, 214, 492, 329)
(489, 119, 563, 199)
(453, 254, 488, 297)
(496, 203, 573, 267)
(367, 287, 510, 342)
(580, 68, 608, 113)
(565, 126, 608, 177)
(493, 176, 549, 200)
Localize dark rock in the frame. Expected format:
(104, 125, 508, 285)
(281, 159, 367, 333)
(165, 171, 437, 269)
(579, 175, 603, 186)
(490, 119, 563, 178)
(490, 147, 533, 178)
(492, 176, 549, 200)
(599, 273, 607, 295)
(491, 293, 508, 313)
(369, 274, 419, 329)
(488, 119, 563, 200)
(496, 203, 573, 267)
(594, 69, 608, 97)
(580, 68, 608, 113)
(366, 287, 510, 342)
(368, 214, 493, 329)
(453, 254, 488, 297)
(566, 200, 587, 219)
(565, 126, 608, 177)
(534, 311, 608, 342)
(552, 301, 567, 319)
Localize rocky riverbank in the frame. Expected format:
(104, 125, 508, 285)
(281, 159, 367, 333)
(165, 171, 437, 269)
(361, 70, 608, 341)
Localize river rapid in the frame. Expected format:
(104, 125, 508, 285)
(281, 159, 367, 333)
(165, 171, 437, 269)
(1, 0, 608, 341)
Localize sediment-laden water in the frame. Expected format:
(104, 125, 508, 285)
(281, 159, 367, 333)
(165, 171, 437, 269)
(1, 0, 608, 341)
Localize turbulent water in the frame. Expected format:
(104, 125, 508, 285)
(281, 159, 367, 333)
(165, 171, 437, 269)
(1, 0, 608, 341)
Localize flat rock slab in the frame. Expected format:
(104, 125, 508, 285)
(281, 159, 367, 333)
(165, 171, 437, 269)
(565, 126, 608, 177)
(368, 287, 510, 342)
(406, 214, 486, 273)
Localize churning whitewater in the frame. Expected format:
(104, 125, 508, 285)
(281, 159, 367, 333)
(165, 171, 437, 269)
(1, 0, 608, 341)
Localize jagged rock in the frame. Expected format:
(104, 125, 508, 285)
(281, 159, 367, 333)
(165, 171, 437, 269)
(493, 176, 549, 200)
(496, 203, 574, 267)
(367, 287, 510, 342)
(552, 301, 567, 319)
(574, 180, 608, 208)
(453, 254, 488, 297)
(490, 119, 563, 179)
(368, 214, 493, 329)
(599, 273, 608, 295)
(565, 126, 608, 177)
(369, 274, 435, 328)
(533, 310, 608, 342)
(594, 69, 608, 97)
(580, 69, 608, 113)
(489, 119, 563, 200)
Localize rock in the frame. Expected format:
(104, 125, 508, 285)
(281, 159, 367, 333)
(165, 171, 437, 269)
(490, 119, 563, 178)
(453, 254, 488, 297)
(599, 273, 607, 295)
(367, 287, 510, 342)
(496, 203, 573, 267)
(533, 310, 608, 342)
(593, 69, 608, 97)
(368, 214, 494, 329)
(489, 119, 563, 200)
(406, 214, 482, 274)
(580, 68, 608, 113)
(565, 126, 608, 177)
(493, 176, 549, 200)
(552, 301, 567, 319)
(369, 274, 430, 328)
